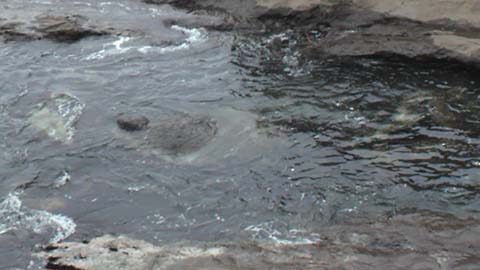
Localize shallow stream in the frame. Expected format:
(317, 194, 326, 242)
(1, 0, 480, 268)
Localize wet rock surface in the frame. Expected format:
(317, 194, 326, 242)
(0, 0, 214, 45)
(36, 211, 480, 270)
(116, 114, 150, 131)
(0, 15, 107, 43)
(146, 0, 480, 66)
(35, 15, 106, 43)
(145, 114, 217, 155)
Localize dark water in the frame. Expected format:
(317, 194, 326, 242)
(1, 0, 480, 269)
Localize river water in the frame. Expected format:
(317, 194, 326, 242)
(1, 0, 480, 269)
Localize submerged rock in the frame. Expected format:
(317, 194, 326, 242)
(376, 86, 476, 136)
(145, 114, 217, 155)
(28, 93, 85, 143)
(116, 114, 150, 131)
(116, 112, 217, 155)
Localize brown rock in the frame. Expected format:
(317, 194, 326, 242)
(35, 15, 105, 42)
(0, 15, 107, 43)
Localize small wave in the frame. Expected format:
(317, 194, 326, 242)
(32, 0, 52, 4)
(244, 221, 320, 245)
(0, 192, 76, 243)
(85, 36, 133, 60)
(99, 1, 132, 11)
(85, 25, 207, 60)
(54, 171, 71, 188)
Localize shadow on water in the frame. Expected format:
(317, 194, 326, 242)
(1, 1, 480, 269)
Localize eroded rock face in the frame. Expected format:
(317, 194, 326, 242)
(35, 210, 480, 270)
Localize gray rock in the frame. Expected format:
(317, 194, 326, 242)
(145, 113, 217, 155)
(116, 114, 150, 131)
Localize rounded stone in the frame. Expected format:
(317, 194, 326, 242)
(116, 114, 150, 131)
(145, 113, 217, 155)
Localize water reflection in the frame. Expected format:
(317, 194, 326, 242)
(233, 30, 480, 218)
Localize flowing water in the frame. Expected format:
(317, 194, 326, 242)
(1, 0, 480, 269)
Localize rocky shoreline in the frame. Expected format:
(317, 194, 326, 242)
(3, 1, 480, 269)
(145, 0, 480, 67)
(37, 210, 480, 269)
(2, 0, 479, 66)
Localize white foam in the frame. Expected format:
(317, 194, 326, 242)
(99, 1, 131, 10)
(148, 7, 166, 17)
(73, 1, 91, 6)
(85, 26, 207, 60)
(54, 93, 85, 142)
(54, 171, 71, 188)
(172, 25, 206, 44)
(137, 26, 207, 54)
(244, 222, 320, 245)
(265, 33, 289, 44)
(0, 192, 76, 243)
(33, 0, 52, 4)
(85, 36, 132, 60)
(29, 93, 85, 143)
